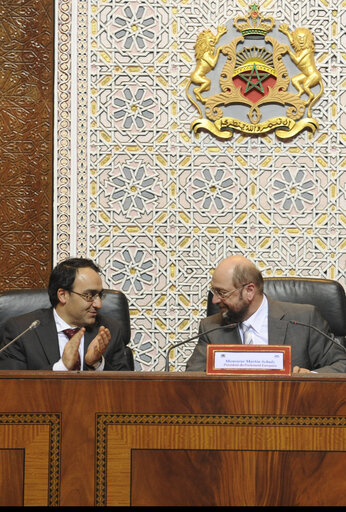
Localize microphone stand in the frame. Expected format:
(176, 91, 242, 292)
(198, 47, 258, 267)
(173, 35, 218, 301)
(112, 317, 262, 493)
(289, 320, 346, 351)
(0, 320, 40, 354)
(165, 323, 237, 372)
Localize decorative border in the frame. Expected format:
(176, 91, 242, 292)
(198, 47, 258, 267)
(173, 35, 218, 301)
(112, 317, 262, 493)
(55, 0, 73, 261)
(76, 0, 89, 256)
(96, 412, 346, 428)
(95, 412, 346, 504)
(0, 413, 61, 506)
(55, 0, 89, 260)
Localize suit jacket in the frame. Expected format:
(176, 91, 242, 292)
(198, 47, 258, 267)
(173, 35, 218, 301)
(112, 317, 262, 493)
(0, 307, 130, 371)
(186, 297, 346, 373)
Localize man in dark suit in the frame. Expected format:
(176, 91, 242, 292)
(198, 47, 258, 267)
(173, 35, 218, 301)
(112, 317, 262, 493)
(186, 255, 346, 373)
(0, 258, 130, 371)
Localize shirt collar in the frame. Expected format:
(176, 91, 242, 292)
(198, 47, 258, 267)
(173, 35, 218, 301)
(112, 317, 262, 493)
(53, 308, 75, 332)
(242, 295, 268, 333)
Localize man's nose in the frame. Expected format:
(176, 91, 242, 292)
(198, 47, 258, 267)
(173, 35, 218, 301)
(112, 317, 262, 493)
(212, 293, 221, 304)
(92, 296, 102, 308)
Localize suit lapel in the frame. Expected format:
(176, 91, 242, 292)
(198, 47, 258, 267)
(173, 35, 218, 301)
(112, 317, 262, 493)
(210, 323, 242, 344)
(230, 326, 242, 344)
(267, 297, 289, 345)
(35, 309, 61, 364)
(83, 328, 95, 355)
(82, 323, 100, 369)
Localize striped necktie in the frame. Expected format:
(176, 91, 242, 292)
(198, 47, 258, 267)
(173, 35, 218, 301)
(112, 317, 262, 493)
(62, 328, 81, 370)
(242, 323, 253, 345)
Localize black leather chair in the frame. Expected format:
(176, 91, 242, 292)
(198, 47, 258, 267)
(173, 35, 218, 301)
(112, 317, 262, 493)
(0, 288, 134, 370)
(207, 277, 346, 346)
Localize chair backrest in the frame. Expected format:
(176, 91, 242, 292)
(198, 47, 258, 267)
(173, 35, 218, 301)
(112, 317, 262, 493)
(207, 277, 346, 341)
(0, 288, 134, 369)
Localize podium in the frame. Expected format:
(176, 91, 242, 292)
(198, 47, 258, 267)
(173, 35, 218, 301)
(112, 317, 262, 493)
(0, 371, 345, 506)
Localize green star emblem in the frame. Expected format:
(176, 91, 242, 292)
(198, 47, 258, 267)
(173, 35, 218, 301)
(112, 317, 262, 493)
(238, 63, 270, 94)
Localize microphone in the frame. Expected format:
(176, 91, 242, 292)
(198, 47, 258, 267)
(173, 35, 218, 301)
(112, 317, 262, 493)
(0, 320, 40, 354)
(165, 314, 238, 372)
(289, 320, 346, 352)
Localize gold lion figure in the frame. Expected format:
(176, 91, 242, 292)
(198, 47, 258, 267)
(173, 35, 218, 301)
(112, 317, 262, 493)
(279, 24, 324, 117)
(186, 25, 227, 112)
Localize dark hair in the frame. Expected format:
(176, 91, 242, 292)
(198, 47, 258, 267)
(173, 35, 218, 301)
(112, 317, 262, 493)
(232, 261, 264, 293)
(48, 258, 101, 307)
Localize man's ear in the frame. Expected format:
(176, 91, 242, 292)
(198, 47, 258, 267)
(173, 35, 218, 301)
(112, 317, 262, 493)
(57, 288, 68, 305)
(244, 282, 256, 301)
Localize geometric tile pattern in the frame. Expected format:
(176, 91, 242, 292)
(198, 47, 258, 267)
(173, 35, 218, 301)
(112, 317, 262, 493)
(55, 0, 346, 371)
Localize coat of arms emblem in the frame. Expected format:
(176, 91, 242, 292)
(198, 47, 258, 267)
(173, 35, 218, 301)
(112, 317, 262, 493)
(186, 3, 323, 140)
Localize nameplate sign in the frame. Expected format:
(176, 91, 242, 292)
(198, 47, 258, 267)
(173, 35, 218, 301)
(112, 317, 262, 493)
(206, 345, 291, 375)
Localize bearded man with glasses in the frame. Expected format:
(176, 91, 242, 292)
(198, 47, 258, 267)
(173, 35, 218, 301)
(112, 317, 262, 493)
(186, 255, 346, 374)
(0, 258, 130, 371)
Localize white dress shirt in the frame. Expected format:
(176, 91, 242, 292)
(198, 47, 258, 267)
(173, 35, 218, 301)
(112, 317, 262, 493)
(240, 295, 268, 345)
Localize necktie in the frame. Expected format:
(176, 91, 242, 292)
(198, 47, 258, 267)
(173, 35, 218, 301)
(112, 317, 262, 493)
(62, 328, 81, 370)
(242, 323, 253, 345)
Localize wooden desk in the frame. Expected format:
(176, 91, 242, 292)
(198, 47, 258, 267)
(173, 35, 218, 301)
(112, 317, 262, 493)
(0, 371, 345, 506)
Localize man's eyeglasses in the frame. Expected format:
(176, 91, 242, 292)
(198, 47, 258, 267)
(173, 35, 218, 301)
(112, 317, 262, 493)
(70, 290, 105, 302)
(210, 282, 251, 299)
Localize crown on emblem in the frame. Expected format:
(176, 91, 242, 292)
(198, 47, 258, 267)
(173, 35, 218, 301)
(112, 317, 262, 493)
(233, 3, 275, 37)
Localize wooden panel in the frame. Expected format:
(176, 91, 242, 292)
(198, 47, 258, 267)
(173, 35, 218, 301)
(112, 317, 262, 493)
(0, 449, 24, 506)
(101, 417, 346, 506)
(0, 417, 61, 506)
(0, 0, 54, 289)
(131, 450, 346, 506)
(0, 371, 345, 506)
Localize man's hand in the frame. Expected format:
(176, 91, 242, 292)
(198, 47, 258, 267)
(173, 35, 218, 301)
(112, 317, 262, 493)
(62, 328, 85, 370)
(85, 326, 111, 367)
(293, 365, 312, 374)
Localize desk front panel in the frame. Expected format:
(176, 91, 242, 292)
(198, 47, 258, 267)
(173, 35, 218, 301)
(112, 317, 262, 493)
(0, 371, 345, 506)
